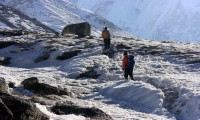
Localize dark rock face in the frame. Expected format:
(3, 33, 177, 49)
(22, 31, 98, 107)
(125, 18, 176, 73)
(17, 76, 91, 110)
(0, 99, 13, 120)
(0, 77, 9, 93)
(21, 77, 71, 96)
(62, 22, 91, 37)
(0, 57, 11, 66)
(0, 92, 49, 120)
(56, 50, 82, 60)
(51, 104, 113, 120)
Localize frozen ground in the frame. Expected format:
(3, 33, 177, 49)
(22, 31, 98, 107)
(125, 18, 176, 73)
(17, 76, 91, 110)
(0, 34, 200, 120)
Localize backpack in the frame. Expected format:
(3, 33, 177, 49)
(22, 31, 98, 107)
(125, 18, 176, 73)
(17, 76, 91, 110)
(126, 55, 135, 68)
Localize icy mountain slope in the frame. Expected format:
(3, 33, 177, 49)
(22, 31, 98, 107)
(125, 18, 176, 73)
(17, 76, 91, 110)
(0, 33, 200, 120)
(0, 3, 55, 32)
(0, 0, 132, 37)
(70, 0, 200, 43)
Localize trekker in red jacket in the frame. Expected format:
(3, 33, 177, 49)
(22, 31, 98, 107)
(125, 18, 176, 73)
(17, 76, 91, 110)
(122, 51, 135, 81)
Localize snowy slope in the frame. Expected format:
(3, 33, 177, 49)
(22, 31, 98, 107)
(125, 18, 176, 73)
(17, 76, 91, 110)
(0, 33, 200, 120)
(69, 0, 200, 43)
(0, 3, 55, 32)
(0, 0, 132, 37)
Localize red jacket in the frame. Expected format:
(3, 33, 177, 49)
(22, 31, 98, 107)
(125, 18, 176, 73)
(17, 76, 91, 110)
(122, 55, 128, 70)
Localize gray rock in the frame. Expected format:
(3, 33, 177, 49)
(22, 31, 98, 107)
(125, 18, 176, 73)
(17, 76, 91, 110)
(21, 77, 71, 96)
(0, 92, 49, 120)
(51, 104, 113, 120)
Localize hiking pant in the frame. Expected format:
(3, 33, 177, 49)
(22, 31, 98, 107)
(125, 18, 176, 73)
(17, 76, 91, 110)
(124, 67, 134, 80)
(104, 38, 110, 49)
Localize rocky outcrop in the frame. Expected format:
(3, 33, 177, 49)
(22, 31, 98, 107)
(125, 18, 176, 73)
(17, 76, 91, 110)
(21, 77, 71, 96)
(51, 104, 113, 120)
(62, 22, 91, 37)
(0, 92, 49, 120)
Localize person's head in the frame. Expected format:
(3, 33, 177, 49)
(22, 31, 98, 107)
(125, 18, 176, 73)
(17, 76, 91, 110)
(104, 27, 107, 30)
(123, 51, 128, 56)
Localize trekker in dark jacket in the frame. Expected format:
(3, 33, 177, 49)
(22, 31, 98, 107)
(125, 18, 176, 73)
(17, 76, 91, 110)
(122, 51, 135, 81)
(101, 27, 111, 50)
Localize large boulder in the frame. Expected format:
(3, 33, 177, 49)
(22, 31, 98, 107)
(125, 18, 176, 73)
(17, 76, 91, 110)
(0, 92, 49, 120)
(21, 77, 71, 96)
(62, 22, 91, 37)
(0, 77, 9, 93)
(51, 104, 113, 120)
